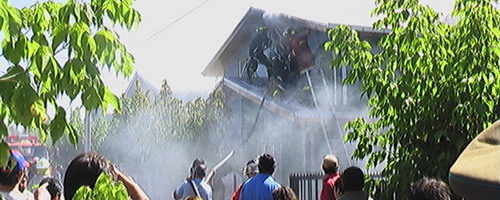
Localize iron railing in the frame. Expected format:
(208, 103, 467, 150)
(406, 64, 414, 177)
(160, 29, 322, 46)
(289, 172, 323, 200)
(289, 172, 390, 200)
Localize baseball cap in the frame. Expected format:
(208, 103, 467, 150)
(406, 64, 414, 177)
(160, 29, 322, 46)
(10, 150, 30, 171)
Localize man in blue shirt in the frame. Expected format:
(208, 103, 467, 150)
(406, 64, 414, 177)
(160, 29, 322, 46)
(239, 154, 281, 200)
(173, 158, 213, 200)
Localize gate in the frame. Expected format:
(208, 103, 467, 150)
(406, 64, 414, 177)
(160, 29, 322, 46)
(290, 172, 393, 200)
(289, 172, 323, 200)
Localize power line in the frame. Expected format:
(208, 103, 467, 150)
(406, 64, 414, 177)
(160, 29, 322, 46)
(144, 0, 209, 42)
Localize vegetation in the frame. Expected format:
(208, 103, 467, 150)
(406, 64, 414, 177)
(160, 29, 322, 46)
(325, 0, 499, 198)
(0, 0, 141, 166)
(72, 173, 128, 200)
(63, 79, 226, 164)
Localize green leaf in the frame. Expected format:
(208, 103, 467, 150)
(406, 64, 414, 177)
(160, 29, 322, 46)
(103, 87, 120, 112)
(0, 121, 7, 137)
(52, 24, 68, 50)
(49, 107, 67, 143)
(0, 141, 10, 168)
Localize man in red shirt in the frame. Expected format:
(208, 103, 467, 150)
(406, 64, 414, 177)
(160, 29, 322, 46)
(320, 155, 341, 200)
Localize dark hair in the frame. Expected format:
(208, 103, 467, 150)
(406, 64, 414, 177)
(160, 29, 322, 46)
(0, 155, 23, 187)
(40, 177, 62, 198)
(190, 158, 205, 176)
(63, 152, 115, 200)
(272, 186, 297, 200)
(193, 164, 207, 178)
(409, 177, 451, 200)
(334, 177, 345, 194)
(342, 166, 365, 191)
(246, 159, 256, 166)
(257, 154, 276, 175)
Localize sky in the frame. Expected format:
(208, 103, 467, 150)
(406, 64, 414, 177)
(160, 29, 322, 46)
(2, 0, 456, 100)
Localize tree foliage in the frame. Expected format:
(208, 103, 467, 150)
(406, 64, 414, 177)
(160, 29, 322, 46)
(325, 0, 499, 198)
(112, 79, 226, 144)
(0, 0, 140, 166)
(72, 173, 128, 200)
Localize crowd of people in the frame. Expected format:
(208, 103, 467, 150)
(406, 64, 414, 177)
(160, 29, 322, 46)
(0, 151, 466, 200)
(1, 135, 496, 200)
(0, 151, 149, 200)
(171, 153, 456, 200)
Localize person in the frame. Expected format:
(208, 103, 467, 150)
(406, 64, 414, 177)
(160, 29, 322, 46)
(245, 26, 273, 81)
(272, 186, 298, 200)
(448, 120, 500, 200)
(34, 177, 62, 200)
(335, 166, 371, 200)
(63, 152, 149, 200)
(239, 153, 281, 200)
(173, 158, 213, 200)
(409, 177, 451, 200)
(287, 28, 315, 74)
(320, 154, 341, 200)
(0, 150, 34, 200)
(231, 159, 259, 200)
(19, 171, 34, 199)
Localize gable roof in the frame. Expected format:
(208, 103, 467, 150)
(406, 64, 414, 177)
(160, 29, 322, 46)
(124, 72, 159, 97)
(201, 7, 388, 77)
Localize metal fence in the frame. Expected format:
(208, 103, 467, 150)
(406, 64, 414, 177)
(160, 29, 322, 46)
(289, 172, 323, 200)
(289, 172, 392, 200)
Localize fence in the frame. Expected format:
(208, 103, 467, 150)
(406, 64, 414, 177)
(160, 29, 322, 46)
(289, 172, 391, 200)
(289, 172, 323, 200)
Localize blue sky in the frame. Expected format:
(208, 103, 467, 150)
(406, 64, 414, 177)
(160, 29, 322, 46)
(2, 0, 455, 99)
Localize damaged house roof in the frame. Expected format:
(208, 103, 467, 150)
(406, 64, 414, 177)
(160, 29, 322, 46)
(200, 7, 388, 123)
(202, 7, 388, 77)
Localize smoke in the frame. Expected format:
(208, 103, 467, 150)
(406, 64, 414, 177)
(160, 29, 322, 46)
(64, 10, 375, 200)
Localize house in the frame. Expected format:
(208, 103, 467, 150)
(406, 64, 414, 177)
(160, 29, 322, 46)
(123, 72, 159, 99)
(202, 7, 387, 185)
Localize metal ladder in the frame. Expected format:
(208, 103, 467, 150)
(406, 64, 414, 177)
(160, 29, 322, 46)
(305, 68, 351, 165)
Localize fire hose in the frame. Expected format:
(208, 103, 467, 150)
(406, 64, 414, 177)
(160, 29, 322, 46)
(204, 150, 235, 183)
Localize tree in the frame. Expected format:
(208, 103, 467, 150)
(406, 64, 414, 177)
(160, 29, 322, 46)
(0, 0, 141, 166)
(325, 0, 499, 198)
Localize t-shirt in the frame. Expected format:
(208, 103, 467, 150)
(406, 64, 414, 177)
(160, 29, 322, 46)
(0, 190, 34, 200)
(239, 173, 280, 200)
(321, 173, 340, 200)
(174, 178, 213, 200)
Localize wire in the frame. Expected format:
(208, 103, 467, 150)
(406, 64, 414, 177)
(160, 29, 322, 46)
(143, 0, 210, 42)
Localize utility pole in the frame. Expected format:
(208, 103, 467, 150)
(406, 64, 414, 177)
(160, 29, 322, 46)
(84, 110, 92, 152)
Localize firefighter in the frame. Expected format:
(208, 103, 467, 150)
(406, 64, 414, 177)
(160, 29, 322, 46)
(287, 28, 316, 74)
(245, 26, 273, 82)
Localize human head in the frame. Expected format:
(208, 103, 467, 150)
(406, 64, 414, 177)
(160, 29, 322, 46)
(193, 164, 207, 179)
(272, 186, 298, 200)
(40, 177, 62, 200)
(283, 27, 296, 37)
(342, 166, 364, 191)
(257, 154, 276, 175)
(63, 152, 116, 200)
(409, 177, 451, 200)
(0, 150, 30, 191)
(190, 158, 205, 177)
(244, 159, 259, 178)
(322, 154, 339, 174)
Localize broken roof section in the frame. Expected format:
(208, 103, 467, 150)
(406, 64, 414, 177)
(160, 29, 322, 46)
(201, 7, 388, 77)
